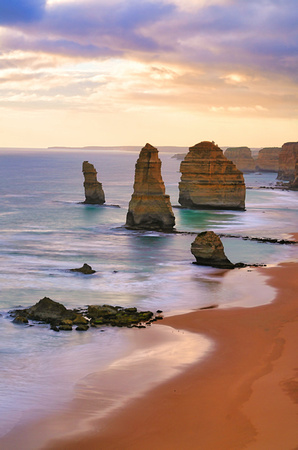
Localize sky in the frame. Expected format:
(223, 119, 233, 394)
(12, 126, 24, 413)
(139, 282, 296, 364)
(0, 0, 297, 148)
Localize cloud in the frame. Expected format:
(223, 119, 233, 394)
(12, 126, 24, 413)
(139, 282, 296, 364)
(0, 0, 46, 24)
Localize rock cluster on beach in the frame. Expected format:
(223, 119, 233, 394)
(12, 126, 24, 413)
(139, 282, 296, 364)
(70, 263, 96, 274)
(126, 143, 175, 230)
(277, 142, 298, 181)
(82, 161, 105, 204)
(179, 141, 246, 210)
(191, 231, 235, 269)
(10, 297, 162, 331)
(224, 147, 256, 172)
(255, 147, 281, 172)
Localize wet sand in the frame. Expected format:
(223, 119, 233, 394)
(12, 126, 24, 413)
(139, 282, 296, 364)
(44, 257, 298, 449)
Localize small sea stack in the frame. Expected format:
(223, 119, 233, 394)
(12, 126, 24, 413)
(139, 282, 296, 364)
(224, 147, 256, 172)
(179, 141, 246, 210)
(277, 142, 298, 181)
(126, 143, 175, 230)
(82, 161, 105, 204)
(191, 231, 234, 269)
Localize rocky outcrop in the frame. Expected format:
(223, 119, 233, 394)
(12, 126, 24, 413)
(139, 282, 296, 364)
(82, 161, 105, 204)
(277, 142, 298, 181)
(255, 147, 281, 172)
(70, 263, 96, 274)
(126, 143, 175, 230)
(179, 141, 246, 210)
(10, 298, 160, 331)
(191, 231, 234, 269)
(224, 147, 256, 172)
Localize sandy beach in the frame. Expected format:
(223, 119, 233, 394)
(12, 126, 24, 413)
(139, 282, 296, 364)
(38, 243, 298, 449)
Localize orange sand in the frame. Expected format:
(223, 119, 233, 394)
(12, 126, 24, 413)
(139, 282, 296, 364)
(44, 258, 298, 449)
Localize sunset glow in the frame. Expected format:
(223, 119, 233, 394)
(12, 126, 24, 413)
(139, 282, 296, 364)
(0, 0, 297, 147)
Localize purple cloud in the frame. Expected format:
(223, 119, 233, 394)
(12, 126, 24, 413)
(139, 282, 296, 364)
(0, 0, 46, 24)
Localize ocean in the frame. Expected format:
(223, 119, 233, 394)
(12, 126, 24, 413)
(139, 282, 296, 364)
(0, 147, 297, 447)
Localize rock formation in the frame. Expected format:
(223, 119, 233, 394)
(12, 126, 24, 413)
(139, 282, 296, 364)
(255, 147, 281, 172)
(290, 160, 298, 189)
(10, 298, 158, 331)
(224, 147, 256, 172)
(191, 231, 234, 269)
(82, 161, 105, 204)
(277, 142, 298, 181)
(179, 141, 246, 210)
(70, 263, 96, 274)
(126, 143, 175, 230)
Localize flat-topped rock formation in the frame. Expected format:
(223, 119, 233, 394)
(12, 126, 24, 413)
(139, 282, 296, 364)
(179, 141, 246, 210)
(191, 231, 234, 269)
(126, 143, 175, 230)
(82, 161, 105, 204)
(255, 147, 281, 172)
(277, 142, 298, 181)
(224, 147, 256, 172)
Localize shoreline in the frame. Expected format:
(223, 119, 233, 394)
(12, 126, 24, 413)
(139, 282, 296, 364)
(44, 254, 298, 449)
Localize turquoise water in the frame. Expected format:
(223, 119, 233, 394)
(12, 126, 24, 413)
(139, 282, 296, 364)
(0, 148, 297, 439)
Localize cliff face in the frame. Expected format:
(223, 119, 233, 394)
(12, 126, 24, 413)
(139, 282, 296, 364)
(290, 160, 298, 189)
(224, 147, 256, 172)
(255, 147, 281, 172)
(82, 161, 105, 204)
(126, 143, 175, 230)
(179, 141, 246, 210)
(277, 142, 298, 181)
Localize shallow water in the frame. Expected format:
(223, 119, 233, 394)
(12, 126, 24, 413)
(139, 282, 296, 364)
(0, 148, 297, 440)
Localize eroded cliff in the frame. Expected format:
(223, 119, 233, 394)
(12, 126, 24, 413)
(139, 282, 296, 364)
(277, 142, 298, 181)
(224, 147, 256, 172)
(255, 147, 281, 172)
(82, 161, 105, 204)
(179, 141, 246, 210)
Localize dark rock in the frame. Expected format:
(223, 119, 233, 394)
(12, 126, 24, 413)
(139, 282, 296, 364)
(59, 324, 72, 331)
(76, 325, 89, 331)
(191, 231, 235, 269)
(13, 316, 29, 324)
(26, 297, 76, 322)
(70, 263, 96, 274)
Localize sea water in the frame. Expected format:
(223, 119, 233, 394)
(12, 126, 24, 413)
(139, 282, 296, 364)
(0, 148, 297, 441)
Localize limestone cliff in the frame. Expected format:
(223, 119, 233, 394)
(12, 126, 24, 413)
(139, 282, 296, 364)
(277, 142, 298, 181)
(290, 160, 298, 189)
(224, 147, 256, 172)
(179, 141, 246, 210)
(191, 231, 234, 269)
(255, 147, 281, 172)
(126, 143, 175, 230)
(82, 161, 105, 204)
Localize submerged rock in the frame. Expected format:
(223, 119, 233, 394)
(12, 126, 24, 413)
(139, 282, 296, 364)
(70, 263, 96, 274)
(82, 161, 105, 204)
(191, 231, 235, 269)
(126, 143, 175, 230)
(224, 147, 256, 173)
(179, 141, 246, 210)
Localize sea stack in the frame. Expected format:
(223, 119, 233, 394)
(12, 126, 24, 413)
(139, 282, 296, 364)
(277, 142, 298, 181)
(126, 143, 175, 230)
(191, 231, 234, 269)
(224, 147, 256, 172)
(82, 161, 105, 204)
(255, 147, 281, 172)
(179, 141, 246, 210)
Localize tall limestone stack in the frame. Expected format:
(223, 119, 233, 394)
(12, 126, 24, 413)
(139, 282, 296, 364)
(82, 161, 105, 204)
(277, 142, 298, 181)
(179, 141, 246, 210)
(224, 147, 256, 172)
(255, 147, 281, 172)
(126, 143, 175, 230)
